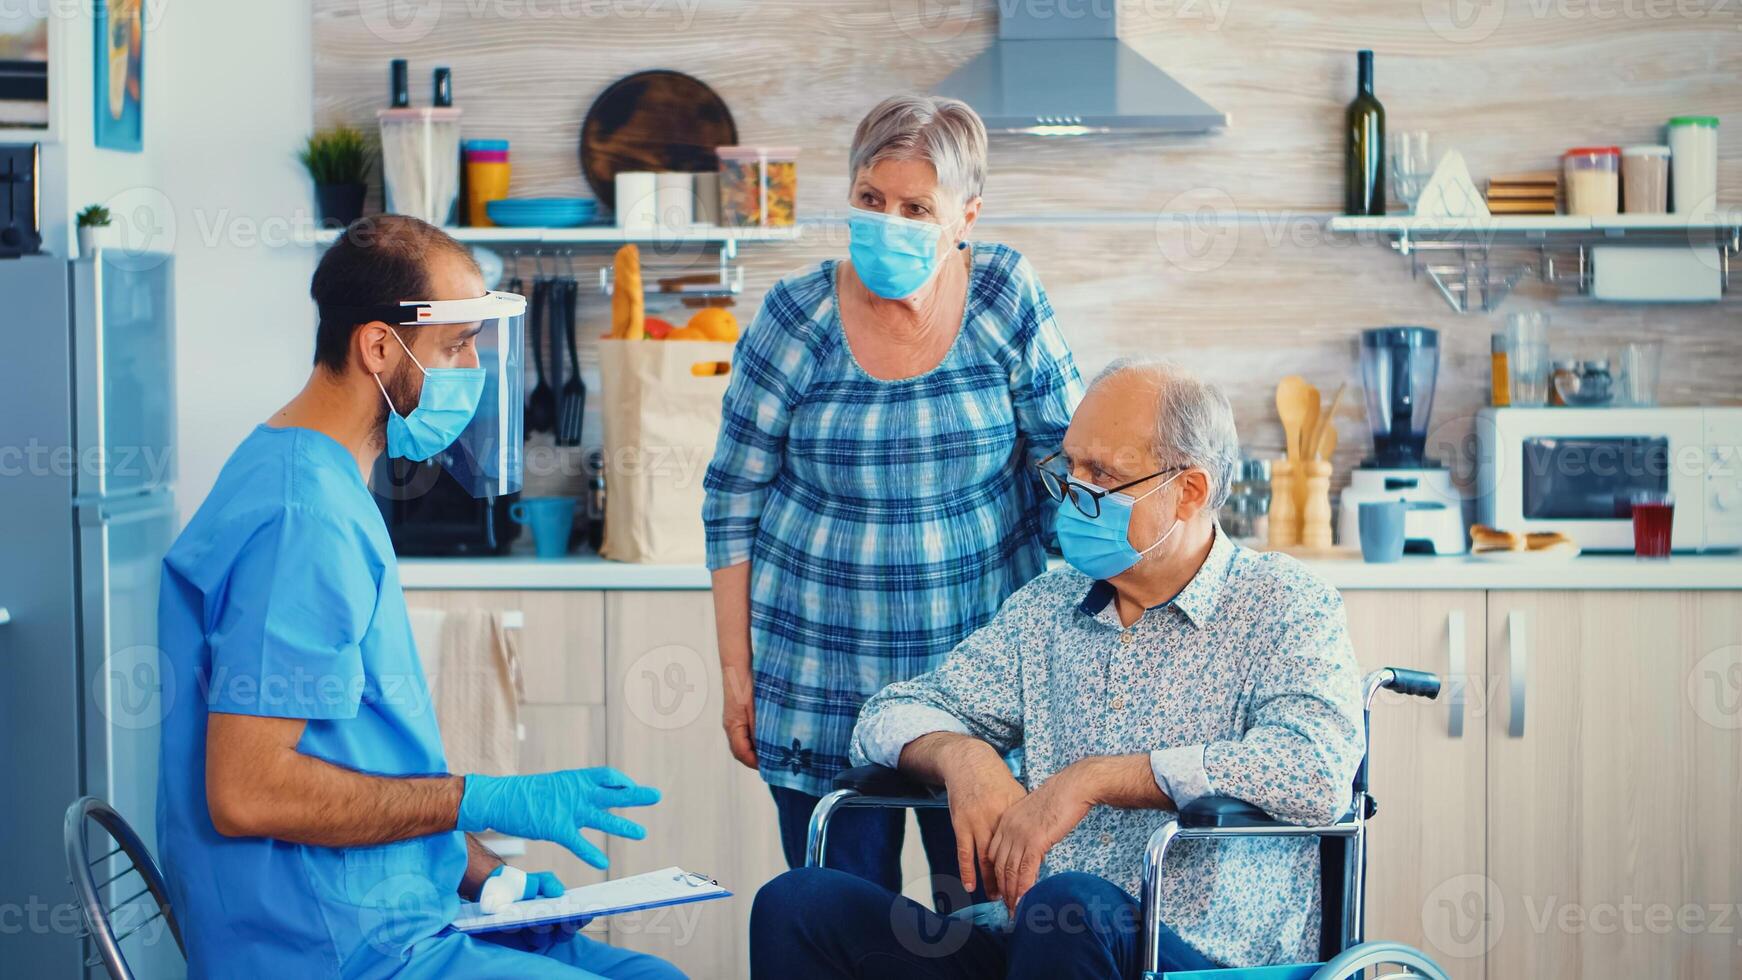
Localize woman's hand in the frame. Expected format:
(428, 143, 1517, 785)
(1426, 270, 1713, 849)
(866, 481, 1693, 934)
(938, 739, 1028, 898)
(985, 765, 1095, 913)
(722, 663, 758, 769)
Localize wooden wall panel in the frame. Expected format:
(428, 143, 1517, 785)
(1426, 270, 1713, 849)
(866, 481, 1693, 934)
(316, 0, 1742, 502)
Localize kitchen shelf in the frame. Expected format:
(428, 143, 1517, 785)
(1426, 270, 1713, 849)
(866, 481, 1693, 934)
(1327, 213, 1740, 313)
(295, 224, 804, 247)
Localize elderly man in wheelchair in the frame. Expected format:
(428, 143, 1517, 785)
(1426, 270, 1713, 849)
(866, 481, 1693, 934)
(749, 360, 1446, 980)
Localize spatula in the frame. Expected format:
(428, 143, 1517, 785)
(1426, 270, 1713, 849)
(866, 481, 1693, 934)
(1316, 420, 1339, 462)
(1299, 382, 1321, 463)
(1308, 383, 1347, 460)
(1275, 375, 1316, 463)
(557, 277, 587, 447)
(525, 278, 557, 434)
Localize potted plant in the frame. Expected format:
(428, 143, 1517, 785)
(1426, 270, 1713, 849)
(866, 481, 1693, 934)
(76, 204, 114, 255)
(298, 124, 371, 229)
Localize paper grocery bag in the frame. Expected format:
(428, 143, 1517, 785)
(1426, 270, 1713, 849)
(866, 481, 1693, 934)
(596, 338, 735, 564)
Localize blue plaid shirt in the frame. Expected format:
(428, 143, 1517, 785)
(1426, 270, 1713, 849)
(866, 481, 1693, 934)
(703, 243, 1083, 795)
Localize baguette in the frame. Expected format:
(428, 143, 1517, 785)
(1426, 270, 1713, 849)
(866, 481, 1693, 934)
(611, 244, 645, 340)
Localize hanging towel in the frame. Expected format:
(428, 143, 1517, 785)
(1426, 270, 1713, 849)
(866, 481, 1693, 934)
(411, 608, 524, 777)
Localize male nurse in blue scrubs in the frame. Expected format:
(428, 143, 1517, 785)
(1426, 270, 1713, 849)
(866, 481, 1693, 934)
(155, 215, 684, 979)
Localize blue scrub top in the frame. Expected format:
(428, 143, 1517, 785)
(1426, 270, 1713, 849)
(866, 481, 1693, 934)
(156, 425, 467, 978)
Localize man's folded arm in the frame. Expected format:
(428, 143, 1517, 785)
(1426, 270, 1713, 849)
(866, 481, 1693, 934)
(1197, 602, 1365, 826)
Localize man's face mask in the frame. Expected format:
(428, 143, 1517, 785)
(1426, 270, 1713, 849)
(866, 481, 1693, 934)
(374, 328, 487, 462)
(333, 289, 527, 497)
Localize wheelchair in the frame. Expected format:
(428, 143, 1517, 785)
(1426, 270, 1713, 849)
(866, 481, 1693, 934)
(805, 667, 1454, 980)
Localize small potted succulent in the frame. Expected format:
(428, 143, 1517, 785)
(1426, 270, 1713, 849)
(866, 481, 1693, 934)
(76, 204, 114, 256)
(298, 124, 371, 229)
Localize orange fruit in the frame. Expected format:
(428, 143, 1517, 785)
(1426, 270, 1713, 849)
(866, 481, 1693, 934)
(687, 307, 739, 342)
(667, 325, 707, 341)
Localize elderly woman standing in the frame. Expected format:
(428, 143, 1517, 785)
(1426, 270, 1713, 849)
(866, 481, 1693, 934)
(703, 95, 1083, 892)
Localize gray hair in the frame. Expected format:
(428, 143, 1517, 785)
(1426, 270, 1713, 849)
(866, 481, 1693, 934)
(1090, 359, 1240, 510)
(848, 95, 988, 206)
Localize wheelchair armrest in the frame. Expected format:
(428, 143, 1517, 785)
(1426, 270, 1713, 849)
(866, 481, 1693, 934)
(1177, 795, 1284, 829)
(831, 764, 942, 802)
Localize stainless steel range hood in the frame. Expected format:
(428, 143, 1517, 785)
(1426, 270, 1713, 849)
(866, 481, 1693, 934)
(934, 2, 1228, 135)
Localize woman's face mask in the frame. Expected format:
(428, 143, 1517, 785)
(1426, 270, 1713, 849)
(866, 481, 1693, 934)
(845, 202, 966, 300)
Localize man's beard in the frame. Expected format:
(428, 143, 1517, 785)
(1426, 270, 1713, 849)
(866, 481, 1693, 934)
(375, 361, 423, 444)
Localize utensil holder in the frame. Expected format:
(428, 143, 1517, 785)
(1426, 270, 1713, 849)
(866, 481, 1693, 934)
(1300, 460, 1334, 549)
(1267, 460, 1300, 549)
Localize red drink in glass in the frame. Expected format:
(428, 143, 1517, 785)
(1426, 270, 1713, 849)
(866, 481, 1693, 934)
(1630, 491, 1674, 558)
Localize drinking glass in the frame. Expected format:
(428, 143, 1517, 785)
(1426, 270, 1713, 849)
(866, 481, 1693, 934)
(1390, 131, 1434, 211)
(1618, 340, 1663, 407)
(1506, 312, 1551, 406)
(1629, 490, 1675, 558)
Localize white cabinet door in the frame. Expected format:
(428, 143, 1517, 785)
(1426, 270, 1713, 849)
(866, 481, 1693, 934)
(1486, 590, 1742, 980)
(1343, 590, 1488, 980)
(603, 591, 787, 980)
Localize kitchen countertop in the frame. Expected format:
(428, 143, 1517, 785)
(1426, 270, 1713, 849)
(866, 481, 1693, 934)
(400, 552, 1742, 592)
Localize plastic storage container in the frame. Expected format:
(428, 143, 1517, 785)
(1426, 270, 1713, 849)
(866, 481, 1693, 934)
(463, 139, 511, 227)
(716, 146, 798, 227)
(378, 107, 463, 224)
(1620, 145, 1669, 213)
(1563, 146, 1620, 216)
(1667, 115, 1719, 216)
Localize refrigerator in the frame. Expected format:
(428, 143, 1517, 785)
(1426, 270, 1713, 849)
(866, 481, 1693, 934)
(0, 251, 184, 978)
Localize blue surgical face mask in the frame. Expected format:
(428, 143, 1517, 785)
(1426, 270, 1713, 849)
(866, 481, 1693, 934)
(1055, 471, 1185, 581)
(375, 329, 486, 462)
(847, 206, 952, 300)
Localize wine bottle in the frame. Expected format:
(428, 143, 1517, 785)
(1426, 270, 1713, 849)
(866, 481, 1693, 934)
(1345, 50, 1386, 216)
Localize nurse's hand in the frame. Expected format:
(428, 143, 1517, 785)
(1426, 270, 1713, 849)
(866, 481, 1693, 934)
(458, 767, 661, 869)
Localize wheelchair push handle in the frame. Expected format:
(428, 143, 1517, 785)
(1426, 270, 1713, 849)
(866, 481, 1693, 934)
(1380, 668, 1441, 700)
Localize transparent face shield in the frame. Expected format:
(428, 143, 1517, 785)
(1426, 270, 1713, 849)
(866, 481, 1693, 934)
(369, 290, 526, 498)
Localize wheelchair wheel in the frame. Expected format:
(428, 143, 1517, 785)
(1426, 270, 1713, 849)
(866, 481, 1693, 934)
(1308, 941, 1451, 980)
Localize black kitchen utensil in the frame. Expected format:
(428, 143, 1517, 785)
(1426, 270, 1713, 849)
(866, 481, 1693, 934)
(557, 276, 587, 447)
(579, 70, 738, 211)
(525, 277, 557, 434)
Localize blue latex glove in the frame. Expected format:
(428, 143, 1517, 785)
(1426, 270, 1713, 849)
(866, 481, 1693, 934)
(477, 865, 566, 914)
(458, 767, 660, 869)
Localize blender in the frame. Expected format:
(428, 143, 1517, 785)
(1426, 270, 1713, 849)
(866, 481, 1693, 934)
(1337, 326, 1468, 555)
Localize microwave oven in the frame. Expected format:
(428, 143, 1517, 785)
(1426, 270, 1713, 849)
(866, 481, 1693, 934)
(1475, 407, 1742, 553)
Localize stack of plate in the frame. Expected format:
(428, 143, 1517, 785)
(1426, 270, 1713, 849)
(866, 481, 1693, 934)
(484, 197, 600, 228)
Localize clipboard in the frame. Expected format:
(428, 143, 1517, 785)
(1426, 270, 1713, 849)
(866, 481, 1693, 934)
(452, 866, 730, 935)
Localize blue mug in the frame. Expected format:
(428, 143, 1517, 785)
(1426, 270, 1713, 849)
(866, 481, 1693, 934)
(509, 496, 579, 559)
(1357, 500, 1408, 564)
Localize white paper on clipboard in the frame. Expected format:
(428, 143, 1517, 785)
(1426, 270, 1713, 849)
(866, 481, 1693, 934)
(452, 866, 730, 934)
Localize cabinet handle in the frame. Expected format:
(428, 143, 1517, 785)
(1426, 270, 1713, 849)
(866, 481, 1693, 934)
(1506, 609, 1528, 738)
(1446, 609, 1466, 739)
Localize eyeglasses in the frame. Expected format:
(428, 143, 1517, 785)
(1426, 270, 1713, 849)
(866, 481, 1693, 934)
(1035, 451, 1182, 520)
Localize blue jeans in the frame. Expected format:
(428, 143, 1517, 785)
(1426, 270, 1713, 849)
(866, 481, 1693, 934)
(769, 785, 984, 909)
(750, 866, 1221, 980)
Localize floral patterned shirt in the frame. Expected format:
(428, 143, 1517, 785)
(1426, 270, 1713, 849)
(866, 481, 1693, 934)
(851, 528, 1364, 968)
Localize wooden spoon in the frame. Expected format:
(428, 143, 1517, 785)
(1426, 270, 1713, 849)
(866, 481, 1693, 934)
(1276, 375, 1316, 464)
